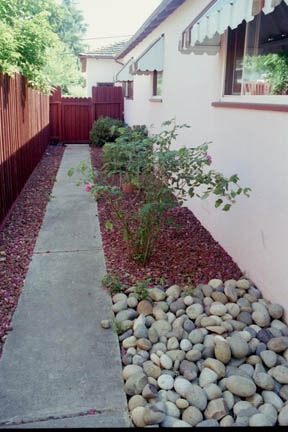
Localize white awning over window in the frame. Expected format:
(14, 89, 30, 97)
(179, 0, 288, 55)
(115, 58, 134, 82)
(130, 35, 164, 75)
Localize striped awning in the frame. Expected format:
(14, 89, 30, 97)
(115, 58, 134, 82)
(130, 35, 164, 75)
(179, 0, 288, 54)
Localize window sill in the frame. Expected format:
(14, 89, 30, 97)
(150, 96, 162, 103)
(212, 101, 288, 112)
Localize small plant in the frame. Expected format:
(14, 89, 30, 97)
(101, 272, 126, 294)
(182, 282, 196, 296)
(89, 116, 124, 147)
(112, 319, 125, 335)
(134, 278, 151, 301)
(154, 276, 168, 286)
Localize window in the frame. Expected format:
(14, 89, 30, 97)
(225, 2, 288, 96)
(122, 81, 133, 99)
(152, 70, 163, 97)
(97, 82, 114, 87)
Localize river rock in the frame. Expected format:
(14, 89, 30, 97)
(199, 368, 218, 388)
(254, 372, 274, 390)
(214, 340, 231, 364)
(252, 304, 271, 327)
(257, 329, 274, 343)
(186, 303, 203, 319)
(185, 384, 208, 411)
(125, 372, 148, 396)
(151, 320, 171, 337)
(270, 365, 288, 383)
(267, 337, 288, 352)
(131, 406, 146, 427)
(182, 406, 203, 426)
(128, 395, 146, 411)
(143, 405, 165, 425)
(268, 304, 284, 320)
(249, 413, 272, 427)
(279, 404, 288, 425)
(123, 364, 143, 381)
(236, 279, 250, 289)
(262, 390, 284, 411)
(204, 398, 228, 420)
(229, 334, 249, 358)
(150, 287, 166, 302)
(204, 358, 226, 379)
(210, 302, 227, 316)
(209, 279, 223, 289)
(158, 374, 174, 390)
(160, 353, 173, 370)
(259, 403, 277, 426)
(137, 300, 153, 316)
(225, 376, 256, 397)
(115, 308, 138, 323)
(166, 285, 180, 299)
(122, 335, 137, 349)
(143, 361, 161, 379)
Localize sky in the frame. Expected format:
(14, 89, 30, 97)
(75, 0, 162, 50)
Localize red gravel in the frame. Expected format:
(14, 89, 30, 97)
(0, 145, 64, 357)
(91, 146, 243, 289)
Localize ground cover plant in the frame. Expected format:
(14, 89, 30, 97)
(0, 146, 64, 357)
(73, 119, 251, 289)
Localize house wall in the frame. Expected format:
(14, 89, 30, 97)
(120, 0, 288, 308)
(85, 58, 122, 97)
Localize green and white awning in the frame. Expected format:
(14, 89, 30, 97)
(115, 58, 134, 82)
(179, 0, 288, 54)
(130, 35, 164, 75)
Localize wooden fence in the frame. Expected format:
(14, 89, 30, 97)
(0, 73, 50, 225)
(50, 86, 124, 143)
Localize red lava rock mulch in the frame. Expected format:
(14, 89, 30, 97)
(0, 145, 64, 357)
(90, 146, 243, 289)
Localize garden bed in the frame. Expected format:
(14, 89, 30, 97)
(90, 146, 243, 288)
(0, 145, 64, 357)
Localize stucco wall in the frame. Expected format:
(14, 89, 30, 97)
(85, 58, 122, 97)
(120, 0, 288, 307)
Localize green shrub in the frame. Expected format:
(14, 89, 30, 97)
(89, 116, 124, 147)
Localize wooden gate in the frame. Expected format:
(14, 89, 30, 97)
(50, 86, 124, 144)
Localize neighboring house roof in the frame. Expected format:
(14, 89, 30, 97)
(80, 40, 129, 59)
(116, 0, 186, 59)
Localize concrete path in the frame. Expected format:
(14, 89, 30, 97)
(0, 145, 130, 428)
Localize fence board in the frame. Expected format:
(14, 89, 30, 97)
(50, 86, 124, 144)
(0, 73, 49, 226)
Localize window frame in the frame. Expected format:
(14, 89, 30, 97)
(219, 8, 288, 106)
(152, 70, 163, 97)
(122, 81, 133, 100)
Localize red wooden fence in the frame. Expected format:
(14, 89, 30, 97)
(50, 86, 124, 144)
(0, 73, 49, 225)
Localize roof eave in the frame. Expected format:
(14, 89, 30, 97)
(116, 0, 186, 59)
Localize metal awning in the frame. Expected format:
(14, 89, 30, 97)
(130, 35, 164, 75)
(115, 58, 134, 82)
(179, 0, 288, 55)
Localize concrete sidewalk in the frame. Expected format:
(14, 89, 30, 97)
(0, 145, 130, 428)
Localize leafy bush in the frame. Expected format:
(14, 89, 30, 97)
(89, 117, 124, 147)
(70, 119, 251, 265)
(101, 127, 152, 181)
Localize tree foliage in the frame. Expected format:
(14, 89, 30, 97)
(0, 0, 87, 94)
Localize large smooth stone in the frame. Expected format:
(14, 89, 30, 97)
(225, 376, 256, 397)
